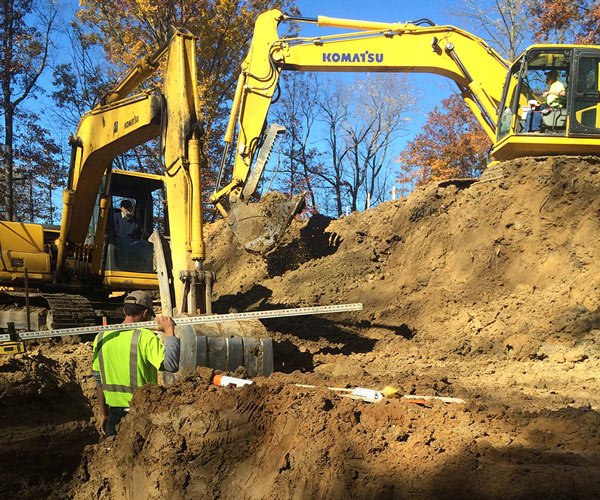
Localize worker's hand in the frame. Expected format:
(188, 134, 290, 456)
(99, 414, 108, 436)
(155, 315, 176, 336)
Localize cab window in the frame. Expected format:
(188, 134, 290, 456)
(572, 55, 600, 131)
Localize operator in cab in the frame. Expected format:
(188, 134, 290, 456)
(113, 199, 143, 239)
(524, 69, 566, 132)
(92, 291, 179, 437)
(543, 69, 566, 107)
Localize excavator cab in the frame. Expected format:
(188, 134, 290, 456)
(494, 46, 600, 160)
(86, 170, 166, 287)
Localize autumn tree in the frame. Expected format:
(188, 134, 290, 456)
(396, 94, 491, 186)
(451, 0, 532, 61)
(75, 0, 296, 181)
(12, 112, 62, 223)
(530, 0, 600, 44)
(0, 0, 58, 220)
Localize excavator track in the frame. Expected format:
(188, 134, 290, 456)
(42, 294, 97, 330)
(0, 291, 97, 331)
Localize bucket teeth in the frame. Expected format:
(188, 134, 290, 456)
(242, 123, 286, 200)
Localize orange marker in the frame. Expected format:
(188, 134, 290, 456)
(213, 375, 254, 388)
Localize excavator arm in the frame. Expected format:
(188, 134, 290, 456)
(210, 9, 510, 218)
(55, 31, 209, 316)
(55, 28, 293, 318)
(56, 93, 162, 276)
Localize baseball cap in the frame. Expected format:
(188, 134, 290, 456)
(124, 290, 155, 316)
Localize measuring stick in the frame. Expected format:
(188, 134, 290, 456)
(0, 302, 363, 342)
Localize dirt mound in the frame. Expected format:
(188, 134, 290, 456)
(71, 370, 600, 500)
(0, 343, 97, 499)
(4, 155, 600, 499)
(207, 155, 600, 365)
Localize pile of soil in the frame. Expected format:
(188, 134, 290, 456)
(2, 155, 600, 499)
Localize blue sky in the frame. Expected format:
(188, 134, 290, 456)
(262, 0, 471, 201)
(291, 0, 465, 132)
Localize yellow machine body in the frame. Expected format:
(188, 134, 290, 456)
(0, 26, 302, 330)
(0, 221, 52, 282)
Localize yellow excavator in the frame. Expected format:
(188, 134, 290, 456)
(0, 29, 303, 332)
(211, 8, 600, 196)
(4, 10, 600, 332)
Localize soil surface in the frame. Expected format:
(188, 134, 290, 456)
(2, 155, 600, 499)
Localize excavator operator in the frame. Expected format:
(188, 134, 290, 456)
(543, 69, 566, 107)
(111, 199, 153, 272)
(525, 69, 567, 132)
(113, 199, 143, 239)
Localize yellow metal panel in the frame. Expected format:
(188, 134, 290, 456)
(102, 271, 158, 290)
(0, 342, 25, 355)
(0, 221, 45, 252)
(0, 271, 52, 282)
(493, 133, 600, 161)
(0, 222, 51, 274)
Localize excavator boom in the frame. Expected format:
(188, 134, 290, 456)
(210, 9, 508, 220)
(214, 8, 600, 191)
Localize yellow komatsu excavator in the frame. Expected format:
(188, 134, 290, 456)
(209, 8, 600, 204)
(0, 29, 303, 332)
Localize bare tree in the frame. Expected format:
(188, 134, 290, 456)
(270, 72, 322, 212)
(51, 21, 110, 131)
(0, 0, 58, 220)
(344, 74, 416, 211)
(451, 0, 532, 61)
(315, 77, 352, 217)
(271, 73, 415, 217)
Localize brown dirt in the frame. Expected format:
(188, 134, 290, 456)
(2, 155, 600, 499)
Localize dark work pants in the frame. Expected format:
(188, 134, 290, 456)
(524, 110, 541, 131)
(105, 407, 129, 437)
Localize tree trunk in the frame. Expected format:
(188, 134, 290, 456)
(3, 108, 14, 221)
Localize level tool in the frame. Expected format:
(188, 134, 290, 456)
(0, 303, 363, 343)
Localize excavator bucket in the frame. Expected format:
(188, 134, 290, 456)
(227, 191, 305, 254)
(223, 123, 305, 254)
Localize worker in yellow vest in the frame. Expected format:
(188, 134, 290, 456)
(92, 290, 179, 436)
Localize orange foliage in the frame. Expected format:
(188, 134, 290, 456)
(76, 0, 296, 169)
(530, 0, 600, 44)
(395, 94, 491, 186)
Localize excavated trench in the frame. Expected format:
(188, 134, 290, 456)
(1, 156, 600, 499)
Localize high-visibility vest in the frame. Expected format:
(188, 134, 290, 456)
(92, 328, 165, 408)
(547, 81, 566, 107)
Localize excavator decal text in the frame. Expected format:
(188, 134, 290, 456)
(124, 115, 139, 129)
(322, 52, 383, 63)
